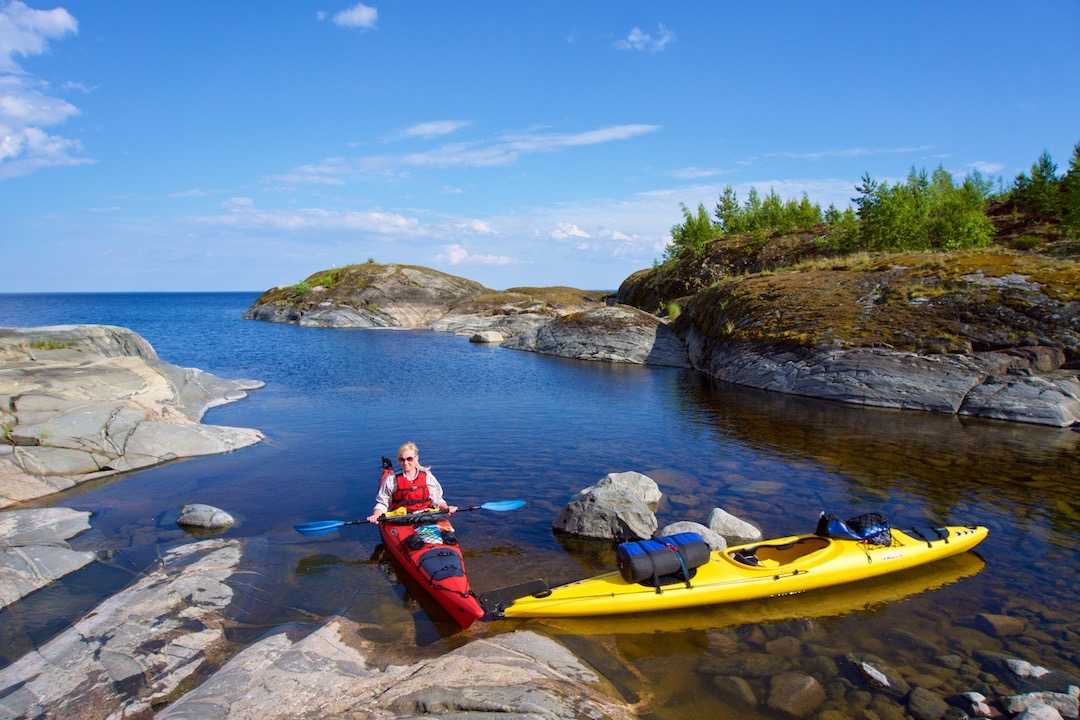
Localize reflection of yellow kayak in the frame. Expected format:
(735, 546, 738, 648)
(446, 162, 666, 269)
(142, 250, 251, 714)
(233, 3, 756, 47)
(525, 551, 985, 635)
(501, 526, 988, 618)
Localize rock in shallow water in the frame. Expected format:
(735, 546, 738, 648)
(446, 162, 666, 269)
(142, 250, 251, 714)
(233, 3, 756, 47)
(0, 507, 95, 609)
(552, 471, 661, 540)
(177, 504, 235, 529)
(157, 623, 633, 719)
(0, 539, 242, 720)
(658, 521, 726, 550)
(708, 507, 763, 543)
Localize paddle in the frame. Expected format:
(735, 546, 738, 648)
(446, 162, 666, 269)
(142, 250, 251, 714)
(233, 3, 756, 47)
(294, 499, 526, 537)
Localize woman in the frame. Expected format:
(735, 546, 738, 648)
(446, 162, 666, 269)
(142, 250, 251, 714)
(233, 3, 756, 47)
(366, 441, 457, 523)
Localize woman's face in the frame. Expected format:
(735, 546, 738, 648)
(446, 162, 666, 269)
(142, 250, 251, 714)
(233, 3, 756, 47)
(399, 450, 419, 473)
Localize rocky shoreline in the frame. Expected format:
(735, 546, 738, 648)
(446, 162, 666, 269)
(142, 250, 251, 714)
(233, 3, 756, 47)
(244, 258, 1080, 428)
(0, 325, 264, 508)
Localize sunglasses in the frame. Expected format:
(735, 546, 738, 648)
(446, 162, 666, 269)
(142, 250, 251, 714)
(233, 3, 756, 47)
(399, 456, 416, 462)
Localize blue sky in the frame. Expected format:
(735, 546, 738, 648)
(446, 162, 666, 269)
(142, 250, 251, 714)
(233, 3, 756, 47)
(3, 1, 1079, 292)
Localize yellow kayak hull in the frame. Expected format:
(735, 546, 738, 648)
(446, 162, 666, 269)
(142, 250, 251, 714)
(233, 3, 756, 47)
(502, 525, 988, 618)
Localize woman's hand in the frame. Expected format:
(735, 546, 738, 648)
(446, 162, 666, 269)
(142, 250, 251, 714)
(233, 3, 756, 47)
(366, 512, 383, 524)
(447, 505, 458, 514)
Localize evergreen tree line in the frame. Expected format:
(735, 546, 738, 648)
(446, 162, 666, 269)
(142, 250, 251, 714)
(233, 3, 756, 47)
(663, 142, 1080, 262)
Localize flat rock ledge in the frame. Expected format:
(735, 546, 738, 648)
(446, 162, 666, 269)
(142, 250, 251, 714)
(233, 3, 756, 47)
(0, 507, 95, 609)
(684, 329, 1080, 428)
(0, 538, 242, 720)
(158, 622, 633, 720)
(505, 305, 690, 367)
(0, 325, 265, 508)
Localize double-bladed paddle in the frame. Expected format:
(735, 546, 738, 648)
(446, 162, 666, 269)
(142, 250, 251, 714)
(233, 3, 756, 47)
(293, 499, 526, 537)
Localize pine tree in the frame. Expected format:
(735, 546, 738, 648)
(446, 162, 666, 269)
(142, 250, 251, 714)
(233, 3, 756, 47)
(714, 186, 740, 233)
(1062, 142, 1080, 237)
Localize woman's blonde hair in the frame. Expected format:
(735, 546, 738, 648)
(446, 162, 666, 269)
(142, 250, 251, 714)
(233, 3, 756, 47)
(397, 441, 419, 460)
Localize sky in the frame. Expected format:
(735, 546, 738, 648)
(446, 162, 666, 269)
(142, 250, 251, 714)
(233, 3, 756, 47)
(2, 2, 1079, 292)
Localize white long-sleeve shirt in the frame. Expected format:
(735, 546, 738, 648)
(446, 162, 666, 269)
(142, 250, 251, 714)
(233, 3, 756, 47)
(371, 466, 446, 515)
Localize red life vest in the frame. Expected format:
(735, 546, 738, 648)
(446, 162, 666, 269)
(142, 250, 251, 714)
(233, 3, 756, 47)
(390, 470, 432, 512)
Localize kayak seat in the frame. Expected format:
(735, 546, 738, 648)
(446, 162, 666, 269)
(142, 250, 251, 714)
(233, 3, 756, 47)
(729, 537, 830, 567)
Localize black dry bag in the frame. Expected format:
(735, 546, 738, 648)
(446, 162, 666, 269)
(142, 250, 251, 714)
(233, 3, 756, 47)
(616, 532, 710, 584)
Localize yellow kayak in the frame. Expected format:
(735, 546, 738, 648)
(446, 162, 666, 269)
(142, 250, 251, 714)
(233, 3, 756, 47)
(499, 525, 988, 618)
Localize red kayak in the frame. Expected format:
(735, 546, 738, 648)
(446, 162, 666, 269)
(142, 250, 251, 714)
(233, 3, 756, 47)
(379, 513, 484, 628)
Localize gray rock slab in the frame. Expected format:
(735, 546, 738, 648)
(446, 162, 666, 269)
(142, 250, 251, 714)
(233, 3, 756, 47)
(959, 373, 1080, 427)
(0, 507, 94, 609)
(0, 325, 264, 508)
(506, 305, 690, 367)
(177, 504, 235, 529)
(469, 330, 505, 344)
(158, 623, 632, 720)
(0, 539, 241, 720)
(583, 470, 662, 505)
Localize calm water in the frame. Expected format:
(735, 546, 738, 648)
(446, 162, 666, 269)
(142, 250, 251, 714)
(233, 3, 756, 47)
(1, 293, 1077, 717)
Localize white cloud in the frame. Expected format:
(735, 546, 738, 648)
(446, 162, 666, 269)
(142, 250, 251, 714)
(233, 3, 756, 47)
(549, 222, 590, 240)
(764, 145, 934, 161)
(400, 120, 469, 139)
(0, 0, 77, 71)
(330, 2, 377, 29)
(266, 156, 352, 185)
(970, 161, 1004, 174)
(615, 24, 674, 53)
(0, 3, 85, 180)
(168, 188, 208, 198)
(61, 80, 93, 93)
(457, 219, 494, 234)
(401, 123, 659, 168)
(199, 198, 424, 236)
(0, 123, 89, 178)
(441, 185, 463, 194)
(0, 76, 78, 125)
(671, 166, 726, 179)
(436, 243, 513, 266)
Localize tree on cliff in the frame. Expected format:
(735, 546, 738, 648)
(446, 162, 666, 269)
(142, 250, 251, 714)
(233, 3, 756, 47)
(1012, 150, 1060, 219)
(664, 203, 716, 261)
(1063, 142, 1080, 238)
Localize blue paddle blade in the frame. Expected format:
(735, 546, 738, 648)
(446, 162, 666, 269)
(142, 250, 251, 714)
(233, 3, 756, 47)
(479, 500, 525, 512)
(294, 520, 347, 536)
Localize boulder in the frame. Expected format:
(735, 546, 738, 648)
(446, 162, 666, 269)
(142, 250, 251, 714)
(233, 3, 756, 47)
(157, 623, 633, 720)
(468, 331, 504, 344)
(585, 471, 662, 505)
(0, 325, 263, 508)
(177, 504, 235, 529)
(974, 613, 1027, 637)
(0, 539, 242, 719)
(1016, 706, 1065, 720)
(0, 507, 95, 608)
(712, 675, 757, 706)
(553, 487, 656, 541)
(1005, 693, 1078, 719)
(767, 672, 826, 718)
(908, 686, 950, 720)
(658, 521, 726, 550)
(505, 305, 690, 367)
(708, 507, 763, 543)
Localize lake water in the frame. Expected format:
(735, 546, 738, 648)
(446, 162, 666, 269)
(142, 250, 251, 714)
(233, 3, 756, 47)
(1, 293, 1077, 718)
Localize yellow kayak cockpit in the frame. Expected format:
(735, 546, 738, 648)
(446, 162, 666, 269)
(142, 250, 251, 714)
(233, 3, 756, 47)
(728, 536, 831, 569)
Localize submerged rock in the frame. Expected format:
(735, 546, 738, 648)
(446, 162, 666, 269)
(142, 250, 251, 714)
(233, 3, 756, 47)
(0, 539, 242, 719)
(157, 622, 633, 719)
(708, 507, 763, 543)
(658, 521, 726, 550)
(0, 507, 95, 609)
(767, 671, 826, 718)
(177, 504, 235, 529)
(0, 325, 263, 508)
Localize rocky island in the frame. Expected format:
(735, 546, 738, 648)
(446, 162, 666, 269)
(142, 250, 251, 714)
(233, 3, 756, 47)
(0, 325, 264, 508)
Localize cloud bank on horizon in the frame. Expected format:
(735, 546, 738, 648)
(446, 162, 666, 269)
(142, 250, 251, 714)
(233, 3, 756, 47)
(3, 2, 1078, 292)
